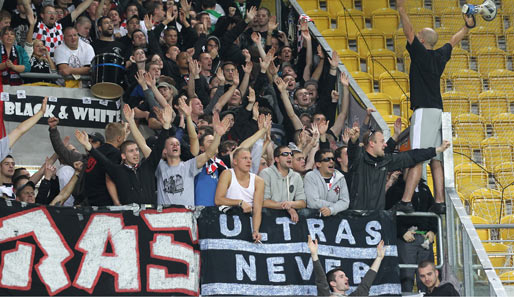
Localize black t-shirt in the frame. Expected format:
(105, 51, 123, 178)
(84, 143, 121, 206)
(92, 39, 126, 57)
(11, 13, 29, 46)
(406, 36, 452, 110)
(426, 283, 460, 296)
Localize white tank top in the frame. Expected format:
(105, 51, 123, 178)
(226, 169, 256, 206)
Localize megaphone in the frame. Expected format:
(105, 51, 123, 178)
(462, 0, 497, 21)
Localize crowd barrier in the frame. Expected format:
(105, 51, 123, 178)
(0, 200, 401, 296)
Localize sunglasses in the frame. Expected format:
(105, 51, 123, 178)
(368, 128, 376, 138)
(280, 151, 293, 157)
(320, 157, 335, 162)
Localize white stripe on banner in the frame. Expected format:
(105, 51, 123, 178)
(199, 238, 398, 258)
(200, 283, 402, 295)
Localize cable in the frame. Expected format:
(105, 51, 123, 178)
(453, 151, 514, 224)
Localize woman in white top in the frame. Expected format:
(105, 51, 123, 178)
(215, 148, 264, 243)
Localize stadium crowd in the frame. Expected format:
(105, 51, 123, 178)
(0, 0, 467, 295)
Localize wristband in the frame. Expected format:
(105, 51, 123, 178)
(465, 15, 476, 29)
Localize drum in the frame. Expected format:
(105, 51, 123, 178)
(90, 53, 125, 99)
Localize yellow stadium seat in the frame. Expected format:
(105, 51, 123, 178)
(454, 113, 487, 149)
(371, 8, 399, 38)
(434, 27, 458, 49)
(366, 92, 393, 115)
(337, 9, 365, 39)
(338, 49, 360, 72)
(406, 0, 424, 10)
(378, 70, 409, 105)
(400, 93, 412, 120)
(494, 162, 514, 191)
(500, 215, 514, 248)
(502, 0, 514, 15)
(367, 49, 397, 80)
(394, 28, 407, 58)
(470, 215, 491, 241)
(492, 113, 514, 139)
(483, 243, 510, 273)
(478, 90, 509, 123)
(475, 12, 504, 34)
(444, 47, 470, 76)
(441, 91, 471, 122)
(431, 0, 459, 16)
(506, 27, 514, 52)
(321, 29, 349, 51)
(488, 69, 514, 96)
(298, 0, 320, 11)
(449, 69, 482, 102)
(326, 0, 354, 20)
(408, 8, 435, 33)
(476, 47, 508, 76)
(471, 188, 503, 224)
(307, 9, 331, 31)
(382, 114, 408, 132)
(402, 50, 411, 74)
(500, 271, 514, 286)
(452, 137, 473, 167)
(357, 28, 387, 59)
(469, 26, 498, 55)
(440, 74, 446, 93)
(351, 71, 374, 93)
(362, 0, 389, 19)
(481, 137, 513, 172)
(440, 7, 463, 33)
(455, 163, 489, 200)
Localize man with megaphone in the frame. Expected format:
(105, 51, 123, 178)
(395, 0, 476, 215)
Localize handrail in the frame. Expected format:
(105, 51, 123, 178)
(442, 112, 507, 296)
(20, 72, 92, 81)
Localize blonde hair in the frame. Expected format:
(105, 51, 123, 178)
(104, 122, 125, 143)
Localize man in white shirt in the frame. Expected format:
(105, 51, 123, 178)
(54, 26, 95, 86)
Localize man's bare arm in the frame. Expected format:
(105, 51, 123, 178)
(9, 98, 47, 147)
(397, 0, 415, 44)
(449, 15, 475, 48)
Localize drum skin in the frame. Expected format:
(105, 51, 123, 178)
(91, 53, 125, 99)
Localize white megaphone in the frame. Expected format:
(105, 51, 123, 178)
(462, 0, 497, 21)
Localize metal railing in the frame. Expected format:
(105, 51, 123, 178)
(20, 72, 92, 81)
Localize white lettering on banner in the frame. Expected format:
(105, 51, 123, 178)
(294, 256, 313, 280)
(0, 207, 73, 295)
(72, 107, 119, 123)
(142, 209, 199, 294)
(275, 217, 294, 241)
(4, 102, 55, 117)
(306, 218, 326, 242)
(325, 259, 341, 273)
(235, 254, 256, 281)
(365, 221, 382, 245)
(0, 242, 35, 289)
(352, 262, 370, 284)
(220, 214, 242, 237)
(266, 257, 285, 282)
(73, 214, 140, 293)
(335, 219, 356, 244)
(72, 106, 88, 120)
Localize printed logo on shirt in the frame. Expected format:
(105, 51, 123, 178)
(163, 174, 184, 194)
(85, 156, 97, 173)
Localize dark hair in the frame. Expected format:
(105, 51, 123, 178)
(199, 114, 213, 124)
(0, 10, 11, 21)
(418, 260, 436, 270)
(362, 128, 382, 146)
(12, 168, 29, 181)
(97, 16, 110, 27)
(199, 130, 214, 147)
(258, 106, 273, 116)
(314, 148, 333, 163)
(2, 154, 14, 161)
(273, 145, 289, 158)
(202, 0, 217, 8)
(293, 87, 307, 100)
(120, 140, 137, 154)
(335, 145, 347, 159)
(219, 140, 238, 155)
(326, 267, 343, 291)
(0, 26, 14, 37)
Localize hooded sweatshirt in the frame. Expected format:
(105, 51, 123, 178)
(259, 165, 306, 203)
(304, 169, 350, 215)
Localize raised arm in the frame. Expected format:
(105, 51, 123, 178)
(370, 240, 385, 272)
(239, 61, 253, 97)
(71, 0, 95, 22)
(177, 96, 199, 157)
(251, 32, 267, 60)
(397, 0, 415, 44)
(449, 14, 475, 48)
(50, 161, 82, 206)
(239, 114, 270, 149)
(196, 112, 230, 168)
(311, 45, 325, 82)
(212, 75, 240, 113)
(274, 77, 303, 130)
(123, 104, 151, 158)
(9, 97, 47, 147)
(300, 21, 313, 82)
(187, 58, 200, 98)
(329, 72, 351, 138)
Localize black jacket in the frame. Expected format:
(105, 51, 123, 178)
(314, 259, 376, 296)
(89, 128, 169, 205)
(348, 138, 437, 210)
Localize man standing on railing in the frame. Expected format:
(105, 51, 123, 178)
(396, 0, 476, 214)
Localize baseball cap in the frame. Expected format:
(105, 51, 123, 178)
(88, 132, 105, 144)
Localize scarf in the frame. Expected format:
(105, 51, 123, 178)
(1, 45, 22, 86)
(206, 157, 227, 175)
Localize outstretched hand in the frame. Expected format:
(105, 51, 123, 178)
(177, 96, 192, 117)
(212, 111, 230, 136)
(123, 104, 135, 123)
(376, 240, 385, 259)
(74, 130, 91, 151)
(307, 235, 319, 257)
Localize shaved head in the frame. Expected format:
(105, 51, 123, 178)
(419, 28, 438, 48)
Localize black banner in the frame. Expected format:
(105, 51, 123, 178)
(2, 94, 120, 128)
(198, 208, 401, 295)
(0, 200, 199, 295)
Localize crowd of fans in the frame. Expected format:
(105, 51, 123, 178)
(0, 0, 460, 294)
